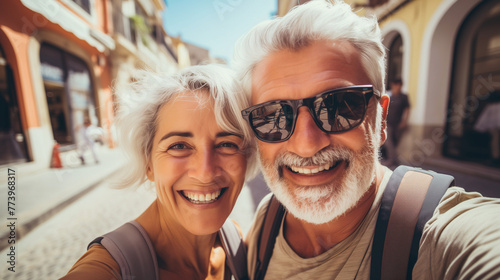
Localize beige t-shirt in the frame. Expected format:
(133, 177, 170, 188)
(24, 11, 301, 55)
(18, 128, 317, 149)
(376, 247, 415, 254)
(245, 168, 500, 279)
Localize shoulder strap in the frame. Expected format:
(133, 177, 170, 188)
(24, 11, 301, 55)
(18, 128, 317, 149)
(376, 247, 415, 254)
(371, 165, 454, 280)
(254, 195, 286, 280)
(88, 221, 159, 280)
(220, 220, 249, 280)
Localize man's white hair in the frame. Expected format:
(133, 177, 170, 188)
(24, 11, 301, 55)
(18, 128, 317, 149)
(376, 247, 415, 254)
(233, 0, 386, 99)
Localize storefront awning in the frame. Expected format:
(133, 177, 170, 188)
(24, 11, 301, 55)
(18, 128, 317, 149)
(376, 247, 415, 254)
(20, 0, 115, 52)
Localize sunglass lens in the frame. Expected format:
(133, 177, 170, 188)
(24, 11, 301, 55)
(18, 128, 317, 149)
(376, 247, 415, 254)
(314, 92, 366, 132)
(250, 103, 294, 142)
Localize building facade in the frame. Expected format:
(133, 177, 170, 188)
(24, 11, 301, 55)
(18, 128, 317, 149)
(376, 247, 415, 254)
(277, 0, 500, 179)
(0, 0, 178, 173)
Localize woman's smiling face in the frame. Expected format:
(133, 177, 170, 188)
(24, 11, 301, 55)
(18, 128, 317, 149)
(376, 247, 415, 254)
(147, 91, 247, 235)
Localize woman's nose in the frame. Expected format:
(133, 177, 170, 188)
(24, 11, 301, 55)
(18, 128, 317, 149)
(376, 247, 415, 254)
(189, 148, 221, 184)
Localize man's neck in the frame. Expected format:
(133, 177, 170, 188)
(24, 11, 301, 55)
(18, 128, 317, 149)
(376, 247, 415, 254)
(283, 164, 385, 258)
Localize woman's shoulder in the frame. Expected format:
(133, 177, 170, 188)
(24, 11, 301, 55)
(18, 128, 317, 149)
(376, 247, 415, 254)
(61, 244, 121, 280)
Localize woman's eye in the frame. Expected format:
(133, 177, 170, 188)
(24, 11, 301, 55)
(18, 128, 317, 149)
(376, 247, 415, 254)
(217, 142, 240, 154)
(170, 143, 187, 150)
(167, 143, 192, 157)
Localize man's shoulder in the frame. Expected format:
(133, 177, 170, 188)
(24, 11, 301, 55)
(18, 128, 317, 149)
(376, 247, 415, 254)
(245, 193, 274, 240)
(432, 186, 498, 220)
(414, 187, 500, 278)
(245, 193, 275, 278)
(257, 193, 274, 213)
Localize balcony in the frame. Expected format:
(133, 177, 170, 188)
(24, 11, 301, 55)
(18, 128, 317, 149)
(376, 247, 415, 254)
(112, 9, 138, 46)
(111, 5, 177, 67)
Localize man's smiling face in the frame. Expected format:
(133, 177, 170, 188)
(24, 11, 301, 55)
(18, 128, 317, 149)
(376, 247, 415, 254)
(251, 40, 382, 224)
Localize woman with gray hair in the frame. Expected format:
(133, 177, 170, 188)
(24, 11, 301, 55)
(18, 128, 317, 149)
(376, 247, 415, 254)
(62, 64, 257, 280)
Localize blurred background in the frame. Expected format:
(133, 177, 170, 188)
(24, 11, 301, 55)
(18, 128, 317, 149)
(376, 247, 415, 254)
(0, 0, 499, 279)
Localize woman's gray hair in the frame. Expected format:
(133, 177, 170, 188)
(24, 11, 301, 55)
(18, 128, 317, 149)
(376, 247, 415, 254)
(232, 0, 386, 99)
(115, 64, 258, 188)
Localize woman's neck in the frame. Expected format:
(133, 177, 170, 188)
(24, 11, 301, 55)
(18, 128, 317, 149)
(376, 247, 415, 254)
(136, 200, 222, 278)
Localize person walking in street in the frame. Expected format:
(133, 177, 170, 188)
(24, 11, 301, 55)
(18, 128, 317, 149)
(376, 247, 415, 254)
(233, 0, 500, 279)
(62, 64, 257, 280)
(382, 78, 410, 167)
(76, 118, 100, 165)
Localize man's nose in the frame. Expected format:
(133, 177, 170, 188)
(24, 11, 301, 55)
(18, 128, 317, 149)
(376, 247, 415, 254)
(286, 107, 330, 158)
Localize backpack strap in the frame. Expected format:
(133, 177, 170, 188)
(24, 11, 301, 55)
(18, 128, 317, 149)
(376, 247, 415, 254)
(371, 165, 455, 280)
(219, 220, 249, 280)
(88, 221, 159, 280)
(254, 195, 286, 280)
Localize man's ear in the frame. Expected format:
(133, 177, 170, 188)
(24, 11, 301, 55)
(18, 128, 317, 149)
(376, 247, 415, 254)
(146, 164, 155, 182)
(379, 94, 390, 146)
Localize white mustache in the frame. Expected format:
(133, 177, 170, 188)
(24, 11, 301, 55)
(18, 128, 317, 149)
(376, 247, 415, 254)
(274, 146, 353, 168)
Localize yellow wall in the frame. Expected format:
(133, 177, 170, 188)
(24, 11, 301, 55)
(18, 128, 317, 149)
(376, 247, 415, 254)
(378, 0, 444, 107)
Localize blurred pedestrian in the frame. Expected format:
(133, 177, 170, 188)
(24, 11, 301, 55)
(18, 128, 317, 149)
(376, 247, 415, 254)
(382, 78, 410, 167)
(77, 118, 99, 164)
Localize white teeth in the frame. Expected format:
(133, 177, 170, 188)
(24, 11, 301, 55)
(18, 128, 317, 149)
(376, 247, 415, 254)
(289, 162, 336, 175)
(182, 190, 223, 204)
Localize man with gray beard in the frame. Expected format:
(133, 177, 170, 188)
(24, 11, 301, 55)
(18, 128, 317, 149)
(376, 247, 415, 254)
(233, 1, 500, 279)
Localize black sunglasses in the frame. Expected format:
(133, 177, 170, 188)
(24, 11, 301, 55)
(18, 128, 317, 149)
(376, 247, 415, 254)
(241, 85, 378, 143)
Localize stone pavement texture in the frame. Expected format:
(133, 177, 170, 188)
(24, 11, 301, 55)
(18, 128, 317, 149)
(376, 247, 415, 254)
(0, 176, 156, 279)
(0, 145, 127, 251)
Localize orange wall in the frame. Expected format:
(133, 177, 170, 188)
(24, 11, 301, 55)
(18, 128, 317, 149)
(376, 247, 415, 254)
(0, 0, 113, 133)
(0, 1, 40, 129)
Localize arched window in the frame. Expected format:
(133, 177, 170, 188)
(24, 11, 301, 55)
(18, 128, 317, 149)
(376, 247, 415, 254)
(0, 45, 30, 165)
(386, 34, 403, 89)
(444, 0, 500, 166)
(40, 43, 97, 147)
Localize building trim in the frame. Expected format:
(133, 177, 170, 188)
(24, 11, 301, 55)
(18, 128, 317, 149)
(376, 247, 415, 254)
(415, 0, 481, 126)
(59, 0, 98, 26)
(381, 19, 411, 95)
(20, 0, 115, 52)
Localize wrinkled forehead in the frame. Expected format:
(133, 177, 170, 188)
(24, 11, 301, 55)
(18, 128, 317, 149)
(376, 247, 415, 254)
(251, 40, 370, 105)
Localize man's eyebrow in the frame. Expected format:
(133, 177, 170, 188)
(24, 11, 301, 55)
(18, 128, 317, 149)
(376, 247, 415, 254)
(216, 132, 243, 138)
(159, 132, 193, 142)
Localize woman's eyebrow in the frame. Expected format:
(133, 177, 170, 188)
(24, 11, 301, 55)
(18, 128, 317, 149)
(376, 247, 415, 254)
(216, 132, 243, 138)
(159, 132, 193, 142)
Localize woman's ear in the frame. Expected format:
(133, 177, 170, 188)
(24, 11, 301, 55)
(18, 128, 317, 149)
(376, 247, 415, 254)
(379, 94, 390, 145)
(146, 164, 155, 182)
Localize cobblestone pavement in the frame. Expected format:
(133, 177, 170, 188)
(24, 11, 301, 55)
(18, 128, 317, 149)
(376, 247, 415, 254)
(0, 173, 268, 279)
(0, 179, 156, 279)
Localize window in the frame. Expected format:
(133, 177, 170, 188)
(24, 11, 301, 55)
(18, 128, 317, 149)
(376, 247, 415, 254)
(444, 0, 500, 167)
(0, 46, 30, 165)
(40, 44, 97, 146)
(72, 0, 91, 14)
(386, 34, 403, 89)
(369, 0, 389, 7)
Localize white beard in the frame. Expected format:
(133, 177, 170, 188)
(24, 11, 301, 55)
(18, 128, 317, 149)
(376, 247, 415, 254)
(258, 135, 379, 225)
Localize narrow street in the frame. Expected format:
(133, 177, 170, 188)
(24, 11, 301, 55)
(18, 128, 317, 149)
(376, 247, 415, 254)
(1, 178, 155, 279)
